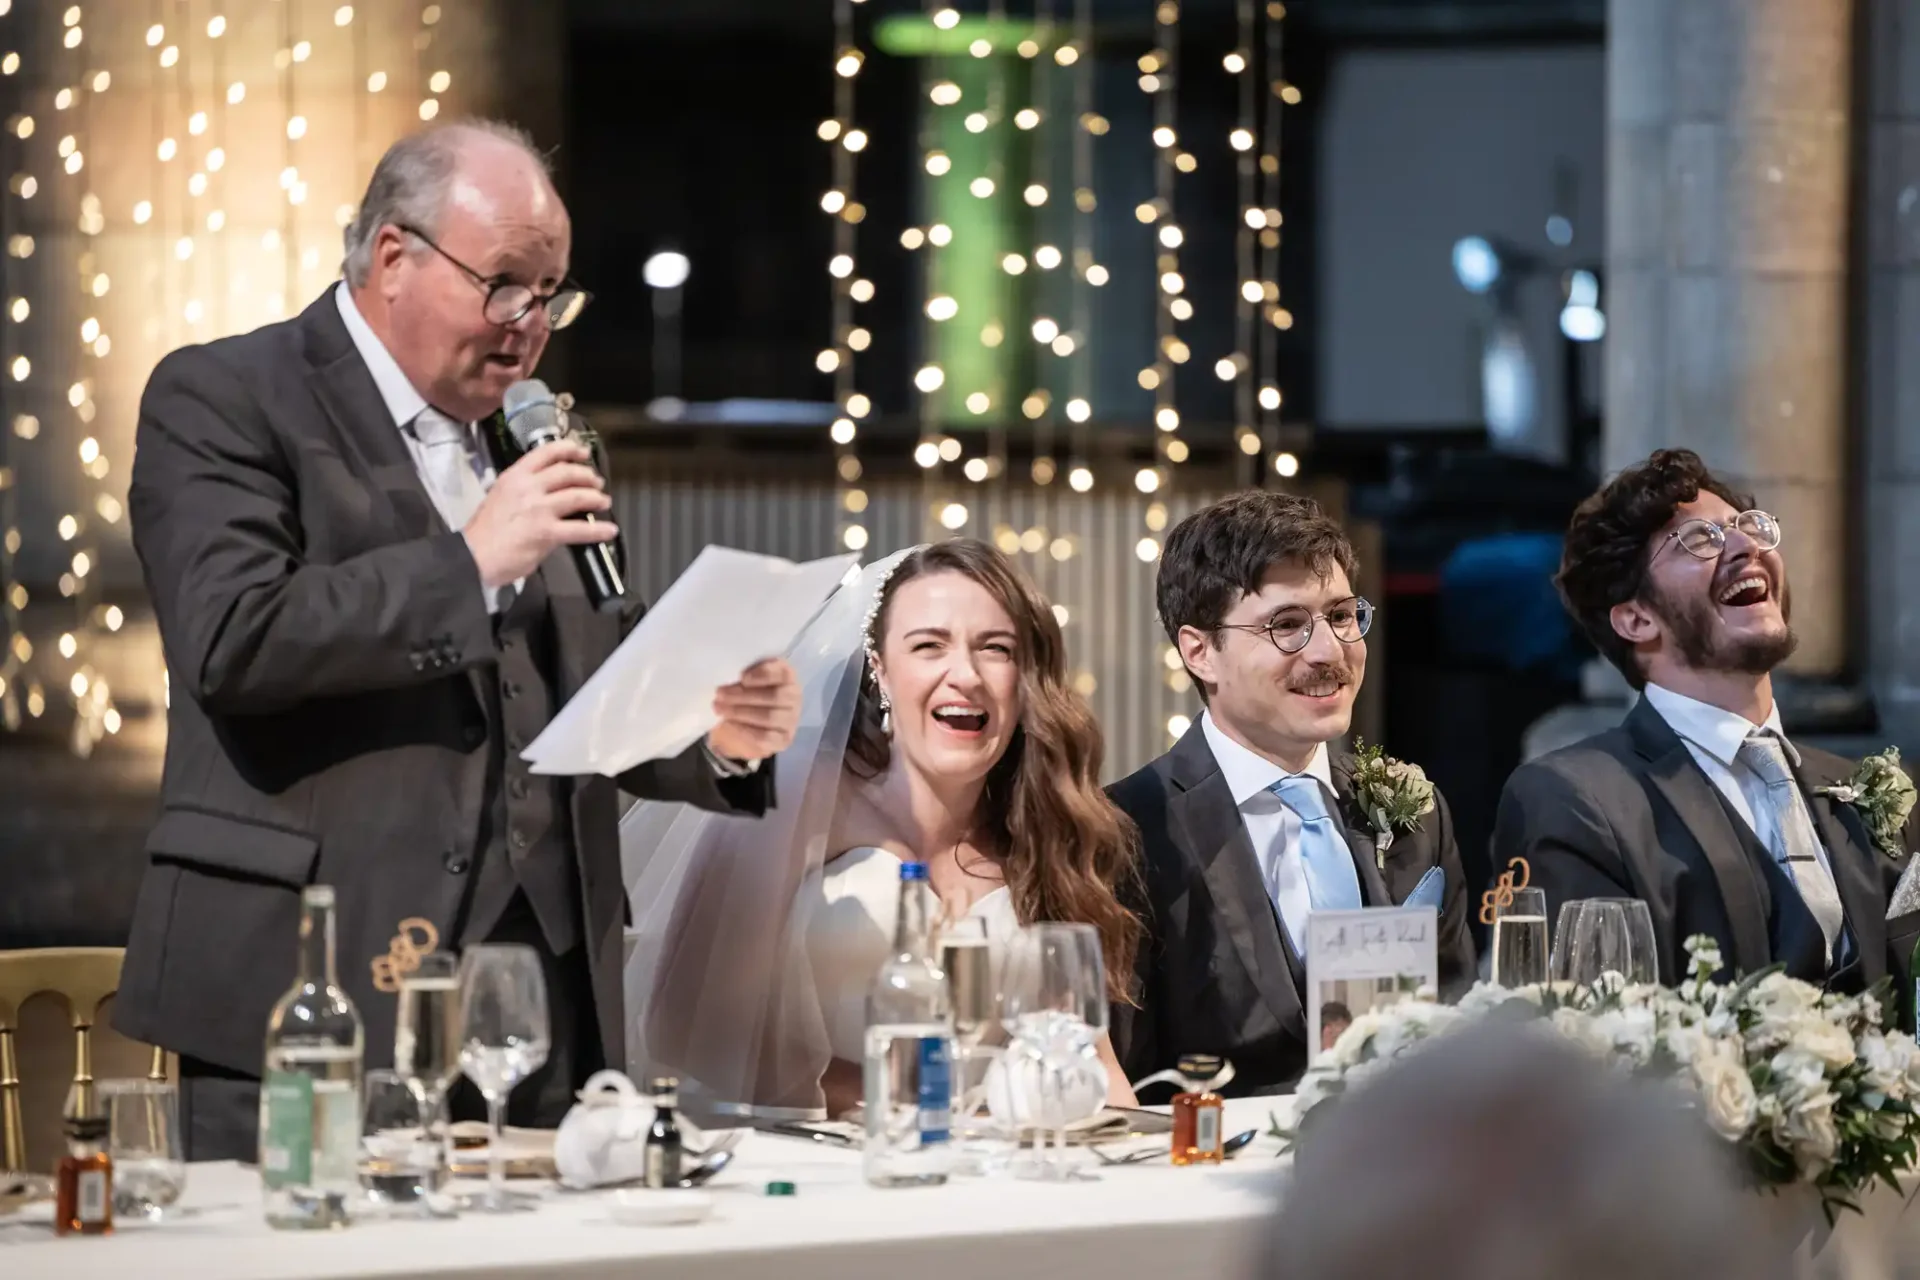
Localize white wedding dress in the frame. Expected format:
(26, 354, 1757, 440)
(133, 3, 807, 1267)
(808, 846, 1018, 1064)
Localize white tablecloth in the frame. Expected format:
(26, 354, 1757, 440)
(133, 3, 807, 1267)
(7, 1095, 1916, 1280)
(1, 1099, 1287, 1280)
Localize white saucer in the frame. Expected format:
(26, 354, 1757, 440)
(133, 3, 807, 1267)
(608, 1188, 715, 1227)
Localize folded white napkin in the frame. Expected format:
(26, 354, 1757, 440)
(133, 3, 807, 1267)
(552, 1070, 709, 1190)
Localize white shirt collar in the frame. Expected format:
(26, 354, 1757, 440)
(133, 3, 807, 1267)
(1199, 709, 1335, 807)
(1641, 682, 1795, 768)
(334, 280, 430, 430)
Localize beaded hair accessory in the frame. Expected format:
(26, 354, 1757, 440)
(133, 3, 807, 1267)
(862, 547, 927, 710)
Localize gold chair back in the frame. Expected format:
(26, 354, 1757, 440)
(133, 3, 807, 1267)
(0, 948, 169, 1173)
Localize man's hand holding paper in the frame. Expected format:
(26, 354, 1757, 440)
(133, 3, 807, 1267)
(523, 547, 858, 777)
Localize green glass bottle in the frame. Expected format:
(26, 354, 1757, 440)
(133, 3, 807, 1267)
(1910, 934, 1920, 1037)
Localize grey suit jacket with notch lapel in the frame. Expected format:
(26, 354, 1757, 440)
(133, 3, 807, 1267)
(116, 289, 773, 1079)
(1492, 697, 1920, 991)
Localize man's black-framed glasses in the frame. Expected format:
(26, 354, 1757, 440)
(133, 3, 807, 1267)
(1215, 596, 1374, 655)
(1657, 509, 1782, 562)
(397, 224, 592, 330)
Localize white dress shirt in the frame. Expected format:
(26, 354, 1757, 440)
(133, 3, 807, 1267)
(1640, 682, 1836, 883)
(336, 284, 750, 777)
(1200, 710, 1337, 950)
(334, 282, 515, 613)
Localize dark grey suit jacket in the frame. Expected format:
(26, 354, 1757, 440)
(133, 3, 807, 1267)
(116, 290, 772, 1078)
(1492, 698, 1920, 990)
(1108, 722, 1477, 1097)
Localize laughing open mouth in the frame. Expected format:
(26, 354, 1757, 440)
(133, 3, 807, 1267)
(1288, 675, 1349, 699)
(932, 704, 988, 733)
(1716, 572, 1772, 608)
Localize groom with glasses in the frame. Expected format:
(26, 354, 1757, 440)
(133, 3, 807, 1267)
(1110, 492, 1476, 1098)
(1494, 449, 1920, 989)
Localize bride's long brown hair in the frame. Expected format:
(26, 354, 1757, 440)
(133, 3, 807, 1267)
(846, 539, 1143, 1003)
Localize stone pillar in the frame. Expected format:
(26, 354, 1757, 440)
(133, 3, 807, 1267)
(1861, 1, 1920, 752)
(1606, 0, 1852, 679)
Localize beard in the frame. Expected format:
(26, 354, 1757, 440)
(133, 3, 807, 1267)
(1645, 576, 1798, 675)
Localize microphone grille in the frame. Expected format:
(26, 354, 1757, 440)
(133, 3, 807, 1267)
(502, 378, 561, 449)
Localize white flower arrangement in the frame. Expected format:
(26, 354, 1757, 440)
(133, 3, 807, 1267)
(1276, 937, 1920, 1222)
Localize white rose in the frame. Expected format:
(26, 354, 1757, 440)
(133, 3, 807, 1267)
(1775, 1096, 1839, 1174)
(1664, 1025, 1708, 1067)
(1794, 1019, 1857, 1071)
(1859, 1033, 1903, 1096)
(1326, 1012, 1384, 1068)
(1692, 1048, 1758, 1141)
(1594, 1006, 1658, 1066)
(1769, 1048, 1830, 1103)
(1550, 1007, 1614, 1059)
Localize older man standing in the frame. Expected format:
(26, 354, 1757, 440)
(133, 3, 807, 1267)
(116, 120, 802, 1160)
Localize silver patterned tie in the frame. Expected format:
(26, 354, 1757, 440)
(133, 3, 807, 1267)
(409, 409, 489, 533)
(1736, 731, 1845, 962)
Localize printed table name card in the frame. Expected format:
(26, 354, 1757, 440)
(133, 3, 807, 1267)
(1305, 906, 1440, 1061)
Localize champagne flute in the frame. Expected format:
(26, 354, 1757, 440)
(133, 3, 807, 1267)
(939, 916, 999, 1171)
(1553, 899, 1659, 988)
(456, 944, 550, 1213)
(1490, 887, 1550, 988)
(394, 952, 461, 1203)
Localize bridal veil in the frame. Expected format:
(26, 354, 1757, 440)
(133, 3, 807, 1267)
(618, 550, 912, 1122)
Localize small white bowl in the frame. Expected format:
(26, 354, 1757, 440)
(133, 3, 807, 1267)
(608, 1188, 715, 1227)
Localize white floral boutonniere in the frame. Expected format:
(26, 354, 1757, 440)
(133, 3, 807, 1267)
(1346, 739, 1437, 870)
(1814, 747, 1916, 862)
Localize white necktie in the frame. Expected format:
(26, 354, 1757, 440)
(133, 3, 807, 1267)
(409, 409, 489, 533)
(1736, 731, 1845, 962)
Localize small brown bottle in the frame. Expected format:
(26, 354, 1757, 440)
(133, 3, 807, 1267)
(55, 1114, 113, 1236)
(1170, 1053, 1227, 1167)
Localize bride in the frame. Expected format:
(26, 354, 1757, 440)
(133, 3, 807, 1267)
(620, 538, 1143, 1121)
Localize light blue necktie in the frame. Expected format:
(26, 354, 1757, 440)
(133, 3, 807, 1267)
(1269, 775, 1364, 942)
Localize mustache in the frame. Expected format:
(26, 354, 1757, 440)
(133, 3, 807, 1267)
(1286, 664, 1354, 693)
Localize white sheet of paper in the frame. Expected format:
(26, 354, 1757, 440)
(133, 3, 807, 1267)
(1304, 906, 1440, 1060)
(521, 546, 860, 777)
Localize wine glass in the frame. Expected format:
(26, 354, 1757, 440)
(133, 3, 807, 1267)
(395, 952, 461, 1198)
(101, 1080, 185, 1220)
(1490, 887, 1550, 988)
(457, 944, 550, 1213)
(1000, 923, 1107, 1180)
(1552, 899, 1658, 988)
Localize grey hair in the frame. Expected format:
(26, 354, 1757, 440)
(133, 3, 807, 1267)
(340, 119, 550, 287)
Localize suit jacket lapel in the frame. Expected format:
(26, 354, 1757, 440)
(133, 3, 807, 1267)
(1328, 754, 1393, 907)
(1625, 700, 1773, 976)
(1796, 755, 1890, 985)
(298, 290, 445, 542)
(1166, 726, 1303, 1040)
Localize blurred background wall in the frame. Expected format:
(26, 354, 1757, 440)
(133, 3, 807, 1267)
(7, 0, 1912, 959)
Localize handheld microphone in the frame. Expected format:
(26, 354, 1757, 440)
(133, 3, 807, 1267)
(503, 378, 626, 613)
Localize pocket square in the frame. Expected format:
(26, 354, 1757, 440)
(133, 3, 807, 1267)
(1403, 866, 1445, 911)
(1889, 855, 1920, 920)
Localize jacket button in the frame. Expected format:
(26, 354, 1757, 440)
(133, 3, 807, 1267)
(507, 734, 524, 752)
(502, 680, 521, 700)
(510, 827, 529, 850)
(442, 849, 470, 874)
(460, 724, 484, 749)
(411, 653, 427, 672)
(509, 776, 529, 800)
